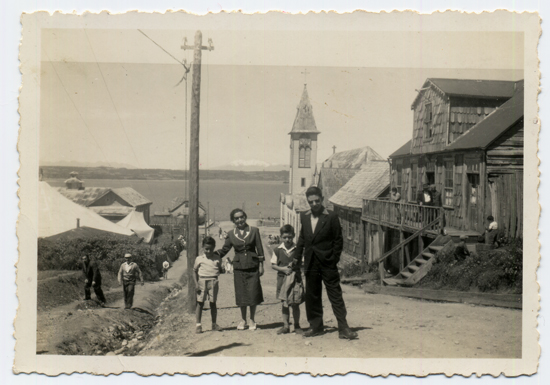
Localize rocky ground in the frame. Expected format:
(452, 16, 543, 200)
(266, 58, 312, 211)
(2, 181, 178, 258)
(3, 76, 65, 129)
(36, 221, 522, 358)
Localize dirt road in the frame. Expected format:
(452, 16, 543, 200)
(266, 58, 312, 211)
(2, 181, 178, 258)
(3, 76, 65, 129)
(141, 224, 522, 359)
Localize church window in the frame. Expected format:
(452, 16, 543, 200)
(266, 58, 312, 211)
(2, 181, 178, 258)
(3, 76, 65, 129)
(299, 146, 311, 168)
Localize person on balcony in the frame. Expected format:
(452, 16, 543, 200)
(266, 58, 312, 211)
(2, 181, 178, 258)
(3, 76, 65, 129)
(390, 188, 402, 223)
(417, 183, 433, 206)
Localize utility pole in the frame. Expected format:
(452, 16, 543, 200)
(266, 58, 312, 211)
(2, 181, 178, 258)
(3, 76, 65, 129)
(182, 31, 214, 314)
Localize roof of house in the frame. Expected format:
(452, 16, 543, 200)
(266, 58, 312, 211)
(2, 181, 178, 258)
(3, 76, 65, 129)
(57, 186, 152, 207)
(289, 85, 320, 134)
(168, 197, 206, 213)
(88, 206, 135, 217)
(318, 168, 360, 202)
(446, 85, 524, 151)
(412, 78, 520, 109)
(112, 187, 152, 207)
(323, 146, 384, 169)
(329, 161, 390, 209)
(389, 140, 412, 158)
(57, 187, 111, 207)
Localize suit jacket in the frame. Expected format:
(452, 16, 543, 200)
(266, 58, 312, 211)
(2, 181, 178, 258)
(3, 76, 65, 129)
(216, 226, 265, 270)
(295, 207, 344, 271)
(82, 261, 102, 285)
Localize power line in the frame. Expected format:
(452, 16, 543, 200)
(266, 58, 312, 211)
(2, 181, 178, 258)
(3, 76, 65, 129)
(42, 51, 112, 168)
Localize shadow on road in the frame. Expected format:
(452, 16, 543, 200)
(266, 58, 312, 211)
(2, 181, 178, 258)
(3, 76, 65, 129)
(322, 326, 373, 335)
(185, 342, 250, 357)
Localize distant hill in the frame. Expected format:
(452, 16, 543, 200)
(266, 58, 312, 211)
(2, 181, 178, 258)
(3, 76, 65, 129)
(210, 160, 288, 172)
(40, 165, 289, 182)
(41, 160, 138, 169)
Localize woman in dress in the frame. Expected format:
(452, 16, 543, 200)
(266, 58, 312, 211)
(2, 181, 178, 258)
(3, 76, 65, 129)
(216, 208, 265, 330)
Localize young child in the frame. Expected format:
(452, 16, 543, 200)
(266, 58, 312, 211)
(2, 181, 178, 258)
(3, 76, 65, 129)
(270, 224, 302, 335)
(193, 236, 224, 334)
(162, 260, 170, 280)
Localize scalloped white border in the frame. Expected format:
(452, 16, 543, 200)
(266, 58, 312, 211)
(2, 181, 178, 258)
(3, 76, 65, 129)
(14, 9, 541, 377)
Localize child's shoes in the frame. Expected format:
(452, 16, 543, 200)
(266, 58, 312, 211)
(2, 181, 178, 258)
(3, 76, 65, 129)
(277, 327, 290, 335)
(212, 324, 222, 332)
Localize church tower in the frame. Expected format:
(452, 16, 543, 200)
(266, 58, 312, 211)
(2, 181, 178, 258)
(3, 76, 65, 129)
(289, 84, 320, 194)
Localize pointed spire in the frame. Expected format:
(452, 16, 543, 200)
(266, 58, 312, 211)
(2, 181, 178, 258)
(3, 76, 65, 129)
(289, 85, 320, 134)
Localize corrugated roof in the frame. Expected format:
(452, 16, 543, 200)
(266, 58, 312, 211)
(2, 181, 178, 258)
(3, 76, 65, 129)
(168, 197, 206, 213)
(318, 168, 360, 202)
(329, 161, 390, 208)
(446, 85, 524, 151)
(323, 146, 384, 169)
(57, 187, 110, 207)
(389, 140, 412, 158)
(289, 85, 320, 134)
(112, 187, 152, 207)
(412, 78, 519, 109)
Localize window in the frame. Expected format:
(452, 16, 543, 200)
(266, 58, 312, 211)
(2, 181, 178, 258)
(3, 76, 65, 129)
(301, 178, 306, 187)
(299, 146, 311, 168)
(423, 103, 433, 139)
(454, 155, 463, 207)
(444, 160, 454, 207)
(354, 213, 361, 244)
(411, 163, 418, 201)
(347, 212, 353, 240)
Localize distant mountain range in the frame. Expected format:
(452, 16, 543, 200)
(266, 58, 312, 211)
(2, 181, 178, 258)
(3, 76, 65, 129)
(41, 160, 138, 169)
(210, 160, 288, 172)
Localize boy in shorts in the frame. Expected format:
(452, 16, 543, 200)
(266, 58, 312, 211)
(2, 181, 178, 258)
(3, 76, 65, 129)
(194, 236, 224, 333)
(271, 224, 302, 334)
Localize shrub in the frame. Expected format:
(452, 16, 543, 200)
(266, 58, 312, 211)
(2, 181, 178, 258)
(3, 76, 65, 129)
(37, 234, 182, 281)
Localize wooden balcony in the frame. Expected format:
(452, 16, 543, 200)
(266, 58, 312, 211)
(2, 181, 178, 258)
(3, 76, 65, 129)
(362, 199, 444, 234)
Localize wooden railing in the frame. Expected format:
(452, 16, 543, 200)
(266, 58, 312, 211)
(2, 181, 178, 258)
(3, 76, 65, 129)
(362, 199, 444, 232)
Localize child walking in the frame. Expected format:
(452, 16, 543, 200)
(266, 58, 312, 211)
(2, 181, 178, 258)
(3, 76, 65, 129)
(271, 224, 302, 334)
(194, 236, 224, 334)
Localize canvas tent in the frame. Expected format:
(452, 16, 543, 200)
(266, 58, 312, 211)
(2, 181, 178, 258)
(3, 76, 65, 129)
(38, 182, 134, 238)
(117, 210, 155, 243)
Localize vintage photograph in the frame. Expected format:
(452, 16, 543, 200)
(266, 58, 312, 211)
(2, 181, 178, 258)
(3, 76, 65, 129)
(15, 11, 540, 376)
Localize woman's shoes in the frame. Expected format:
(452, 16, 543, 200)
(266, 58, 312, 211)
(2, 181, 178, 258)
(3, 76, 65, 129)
(237, 320, 248, 330)
(249, 322, 257, 331)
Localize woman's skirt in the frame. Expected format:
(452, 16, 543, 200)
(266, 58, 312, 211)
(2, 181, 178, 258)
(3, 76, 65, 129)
(233, 267, 264, 306)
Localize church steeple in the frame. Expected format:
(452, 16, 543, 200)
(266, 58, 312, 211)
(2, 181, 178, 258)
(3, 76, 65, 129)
(289, 85, 321, 135)
(288, 84, 320, 195)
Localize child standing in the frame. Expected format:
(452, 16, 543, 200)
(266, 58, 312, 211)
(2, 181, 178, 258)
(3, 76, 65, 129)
(162, 260, 170, 280)
(271, 224, 302, 335)
(194, 236, 224, 334)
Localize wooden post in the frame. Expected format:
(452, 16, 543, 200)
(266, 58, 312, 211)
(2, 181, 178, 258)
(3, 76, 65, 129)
(399, 230, 405, 271)
(183, 31, 213, 314)
(378, 224, 385, 285)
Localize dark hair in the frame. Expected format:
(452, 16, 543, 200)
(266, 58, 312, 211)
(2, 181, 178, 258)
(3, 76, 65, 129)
(487, 215, 494, 221)
(305, 186, 323, 198)
(202, 236, 216, 247)
(230, 208, 247, 222)
(279, 224, 295, 236)
(391, 187, 397, 193)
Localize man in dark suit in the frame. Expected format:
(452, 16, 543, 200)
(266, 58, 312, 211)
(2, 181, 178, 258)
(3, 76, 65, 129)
(294, 186, 358, 340)
(82, 255, 106, 306)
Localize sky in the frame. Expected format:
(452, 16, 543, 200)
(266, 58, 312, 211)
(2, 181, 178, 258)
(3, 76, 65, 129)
(39, 29, 524, 169)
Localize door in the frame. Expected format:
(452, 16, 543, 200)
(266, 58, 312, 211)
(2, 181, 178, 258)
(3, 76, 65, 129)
(467, 173, 480, 231)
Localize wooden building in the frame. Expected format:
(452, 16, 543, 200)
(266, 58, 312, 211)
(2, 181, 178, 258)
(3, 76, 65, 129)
(57, 175, 153, 224)
(328, 160, 390, 264)
(361, 78, 524, 285)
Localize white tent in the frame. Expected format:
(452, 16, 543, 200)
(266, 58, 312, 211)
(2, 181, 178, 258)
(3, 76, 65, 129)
(117, 210, 155, 243)
(39, 182, 134, 238)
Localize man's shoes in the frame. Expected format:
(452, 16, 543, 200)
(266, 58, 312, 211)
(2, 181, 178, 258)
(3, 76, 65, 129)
(294, 327, 304, 335)
(338, 328, 358, 340)
(277, 327, 290, 335)
(303, 328, 324, 338)
(99, 301, 106, 307)
(196, 325, 203, 334)
(212, 324, 222, 332)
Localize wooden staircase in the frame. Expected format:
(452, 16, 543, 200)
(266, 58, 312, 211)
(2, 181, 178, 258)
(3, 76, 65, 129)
(383, 241, 453, 287)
